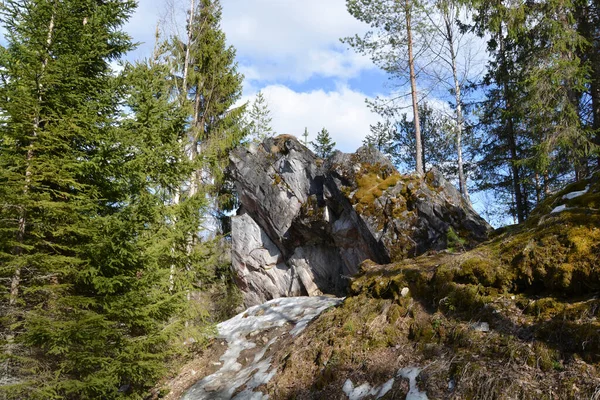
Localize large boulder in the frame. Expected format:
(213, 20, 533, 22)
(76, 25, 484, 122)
(230, 135, 491, 306)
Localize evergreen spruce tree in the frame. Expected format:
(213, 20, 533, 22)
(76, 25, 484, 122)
(167, 0, 246, 234)
(471, 0, 589, 222)
(0, 1, 198, 398)
(248, 90, 275, 143)
(311, 128, 336, 159)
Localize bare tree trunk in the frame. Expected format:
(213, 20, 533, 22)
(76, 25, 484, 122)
(441, 5, 470, 203)
(404, 0, 423, 175)
(9, 9, 56, 306)
(170, 0, 197, 290)
(181, 0, 195, 101)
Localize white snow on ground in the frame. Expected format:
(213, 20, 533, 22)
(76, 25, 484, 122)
(551, 204, 567, 214)
(562, 185, 589, 200)
(342, 378, 394, 399)
(341, 367, 427, 400)
(182, 296, 343, 400)
(398, 367, 429, 400)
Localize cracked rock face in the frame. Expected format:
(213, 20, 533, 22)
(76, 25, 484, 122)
(230, 135, 491, 306)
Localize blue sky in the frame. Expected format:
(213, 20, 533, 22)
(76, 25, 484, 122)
(124, 0, 389, 153)
(0, 0, 497, 221)
(123, 0, 505, 224)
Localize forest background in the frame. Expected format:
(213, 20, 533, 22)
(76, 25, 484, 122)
(0, 0, 598, 398)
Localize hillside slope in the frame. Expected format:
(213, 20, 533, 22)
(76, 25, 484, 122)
(256, 173, 600, 399)
(168, 162, 600, 400)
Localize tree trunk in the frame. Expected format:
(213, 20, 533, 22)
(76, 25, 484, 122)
(181, 0, 195, 102)
(404, 0, 423, 175)
(443, 5, 470, 203)
(591, 17, 600, 167)
(507, 118, 525, 223)
(534, 172, 541, 204)
(498, 25, 526, 223)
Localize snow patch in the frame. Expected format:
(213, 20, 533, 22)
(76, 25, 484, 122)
(342, 378, 395, 399)
(343, 380, 372, 400)
(551, 204, 567, 214)
(398, 367, 428, 400)
(182, 296, 342, 400)
(562, 185, 589, 200)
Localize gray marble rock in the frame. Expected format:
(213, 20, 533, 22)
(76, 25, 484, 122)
(230, 135, 492, 306)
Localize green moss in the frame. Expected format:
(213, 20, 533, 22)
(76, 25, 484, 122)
(409, 319, 435, 342)
(447, 226, 467, 252)
(386, 303, 404, 324)
(354, 172, 395, 205)
(523, 297, 561, 319)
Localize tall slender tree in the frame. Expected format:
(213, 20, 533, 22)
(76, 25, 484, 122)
(426, 0, 478, 202)
(343, 0, 431, 175)
(167, 0, 246, 233)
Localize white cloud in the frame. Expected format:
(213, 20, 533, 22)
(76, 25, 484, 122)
(221, 0, 375, 83)
(126, 0, 375, 83)
(242, 85, 386, 153)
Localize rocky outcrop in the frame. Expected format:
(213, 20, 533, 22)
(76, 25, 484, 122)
(328, 146, 490, 260)
(230, 135, 491, 306)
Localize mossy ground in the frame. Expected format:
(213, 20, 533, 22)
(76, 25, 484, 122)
(260, 178, 600, 399)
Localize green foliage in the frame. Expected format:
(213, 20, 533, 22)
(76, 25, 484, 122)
(248, 91, 275, 143)
(165, 0, 247, 234)
(342, 0, 432, 113)
(0, 1, 219, 398)
(446, 227, 466, 252)
(363, 120, 395, 160)
(472, 0, 596, 223)
(310, 127, 336, 159)
(390, 102, 458, 175)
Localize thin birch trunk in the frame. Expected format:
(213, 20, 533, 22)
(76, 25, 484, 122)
(181, 0, 195, 102)
(170, 0, 201, 291)
(442, 6, 470, 203)
(404, 0, 423, 175)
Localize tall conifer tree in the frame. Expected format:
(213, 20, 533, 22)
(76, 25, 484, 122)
(0, 1, 199, 398)
(343, 0, 431, 175)
(167, 0, 246, 234)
